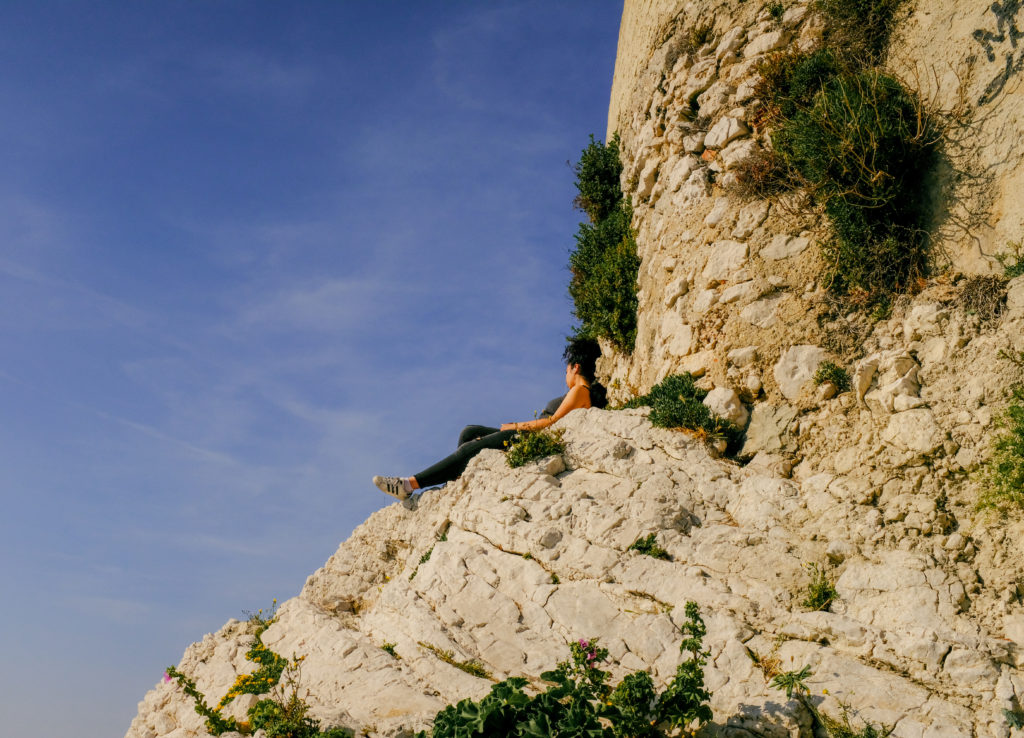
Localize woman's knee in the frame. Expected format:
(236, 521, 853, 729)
(458, 425, 494, 446)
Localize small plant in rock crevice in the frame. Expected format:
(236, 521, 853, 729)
(505, 428, 566, 469)
(772, 665, 893, 737)
(628, 533, 671, 561)
(419, 642, 493, 680)
(814, 361, 851, 393)
(802, 562, 837, 611)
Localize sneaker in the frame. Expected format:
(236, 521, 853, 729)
(373, 475, 409, 501)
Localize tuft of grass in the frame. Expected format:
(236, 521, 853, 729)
(978, 385, 1024, 513)
(957, 275, 1007, 322)
(620, 374, 742, 449)
(505, 428, 565, 469)
(814, 361, 851, 392)
(419, 642, 493, 680)
(381, 643, 399, 659)
(766, 1, 785, 23)
(628, 533, 671, 560)
(551, 573, 560, 585)
(801, 562, 837, 611)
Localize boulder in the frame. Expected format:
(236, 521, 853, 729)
(704, 387, 750, 427)
(773, 345, 827, 403)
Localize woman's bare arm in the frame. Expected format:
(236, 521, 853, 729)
(500, 384, 591, 432)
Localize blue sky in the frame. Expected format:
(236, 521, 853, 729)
(0, 2, 622, 736)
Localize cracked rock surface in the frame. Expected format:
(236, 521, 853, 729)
(126, 409, 1023, 738)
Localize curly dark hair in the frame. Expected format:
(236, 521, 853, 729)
(563, 337, 608, 408)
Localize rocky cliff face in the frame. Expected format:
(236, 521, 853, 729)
(127, 2, 1024, 737)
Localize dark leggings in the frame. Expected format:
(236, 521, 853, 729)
(413, 425, 517, 488)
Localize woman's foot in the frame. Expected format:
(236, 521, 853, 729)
(373, 475, 411, 501)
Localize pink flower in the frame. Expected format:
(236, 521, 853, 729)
(163, 671, 172, 684)
(578, 639, 589, 648)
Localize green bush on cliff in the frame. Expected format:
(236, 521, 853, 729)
(415, 602, 712, 738)
(978, 385, 1024, 513)
(745, 0, 936, 305)
(569, 135, 640, 352)
(621, 374, 741, 447)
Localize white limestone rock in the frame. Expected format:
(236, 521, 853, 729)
(704, 387, 750, 427)
(731, 200, 769, 239)
(702, 239, 749, 286)
(761, 233, 812, 260)
(704, 116, 750, 149)
(774, 345, 827, 403)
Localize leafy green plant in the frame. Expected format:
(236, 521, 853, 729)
(419, 547, 434, 565)
(569, 135, 640, 351)
(802, 562, 837, 611)
(505, 428, 566, 468)
(814, 361, 851, 392)
(620, 374, 741, 447)
(381, 642, 399, 658)
(415, 604, 712, 737)
(766, 1, 785, 22)
(628, 533, 671, 561)
(420, 642, 493, 680)
(978, 385, 1024, 513)
(772, 665, 812, 698)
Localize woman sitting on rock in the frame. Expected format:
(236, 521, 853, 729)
(373, 337, 608, 501)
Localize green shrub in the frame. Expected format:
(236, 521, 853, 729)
(505, 428, 565, 469)
(772, 70, 936, 296)
(415, 604, 712, 738)
(801, 562, 837, 611)
(978, 385, 1024, 513)
(772, 665, 893, 737)
(622, 374, 742, 447)
(573, 134, 624, 222)
(813, 361, 851, 392)
(757, 48, 843, 121)
(569, 136, 640, 352)
(751, 1, 936, 305)
(628, 533, 671, 561)
(766, 1, 785, 22)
